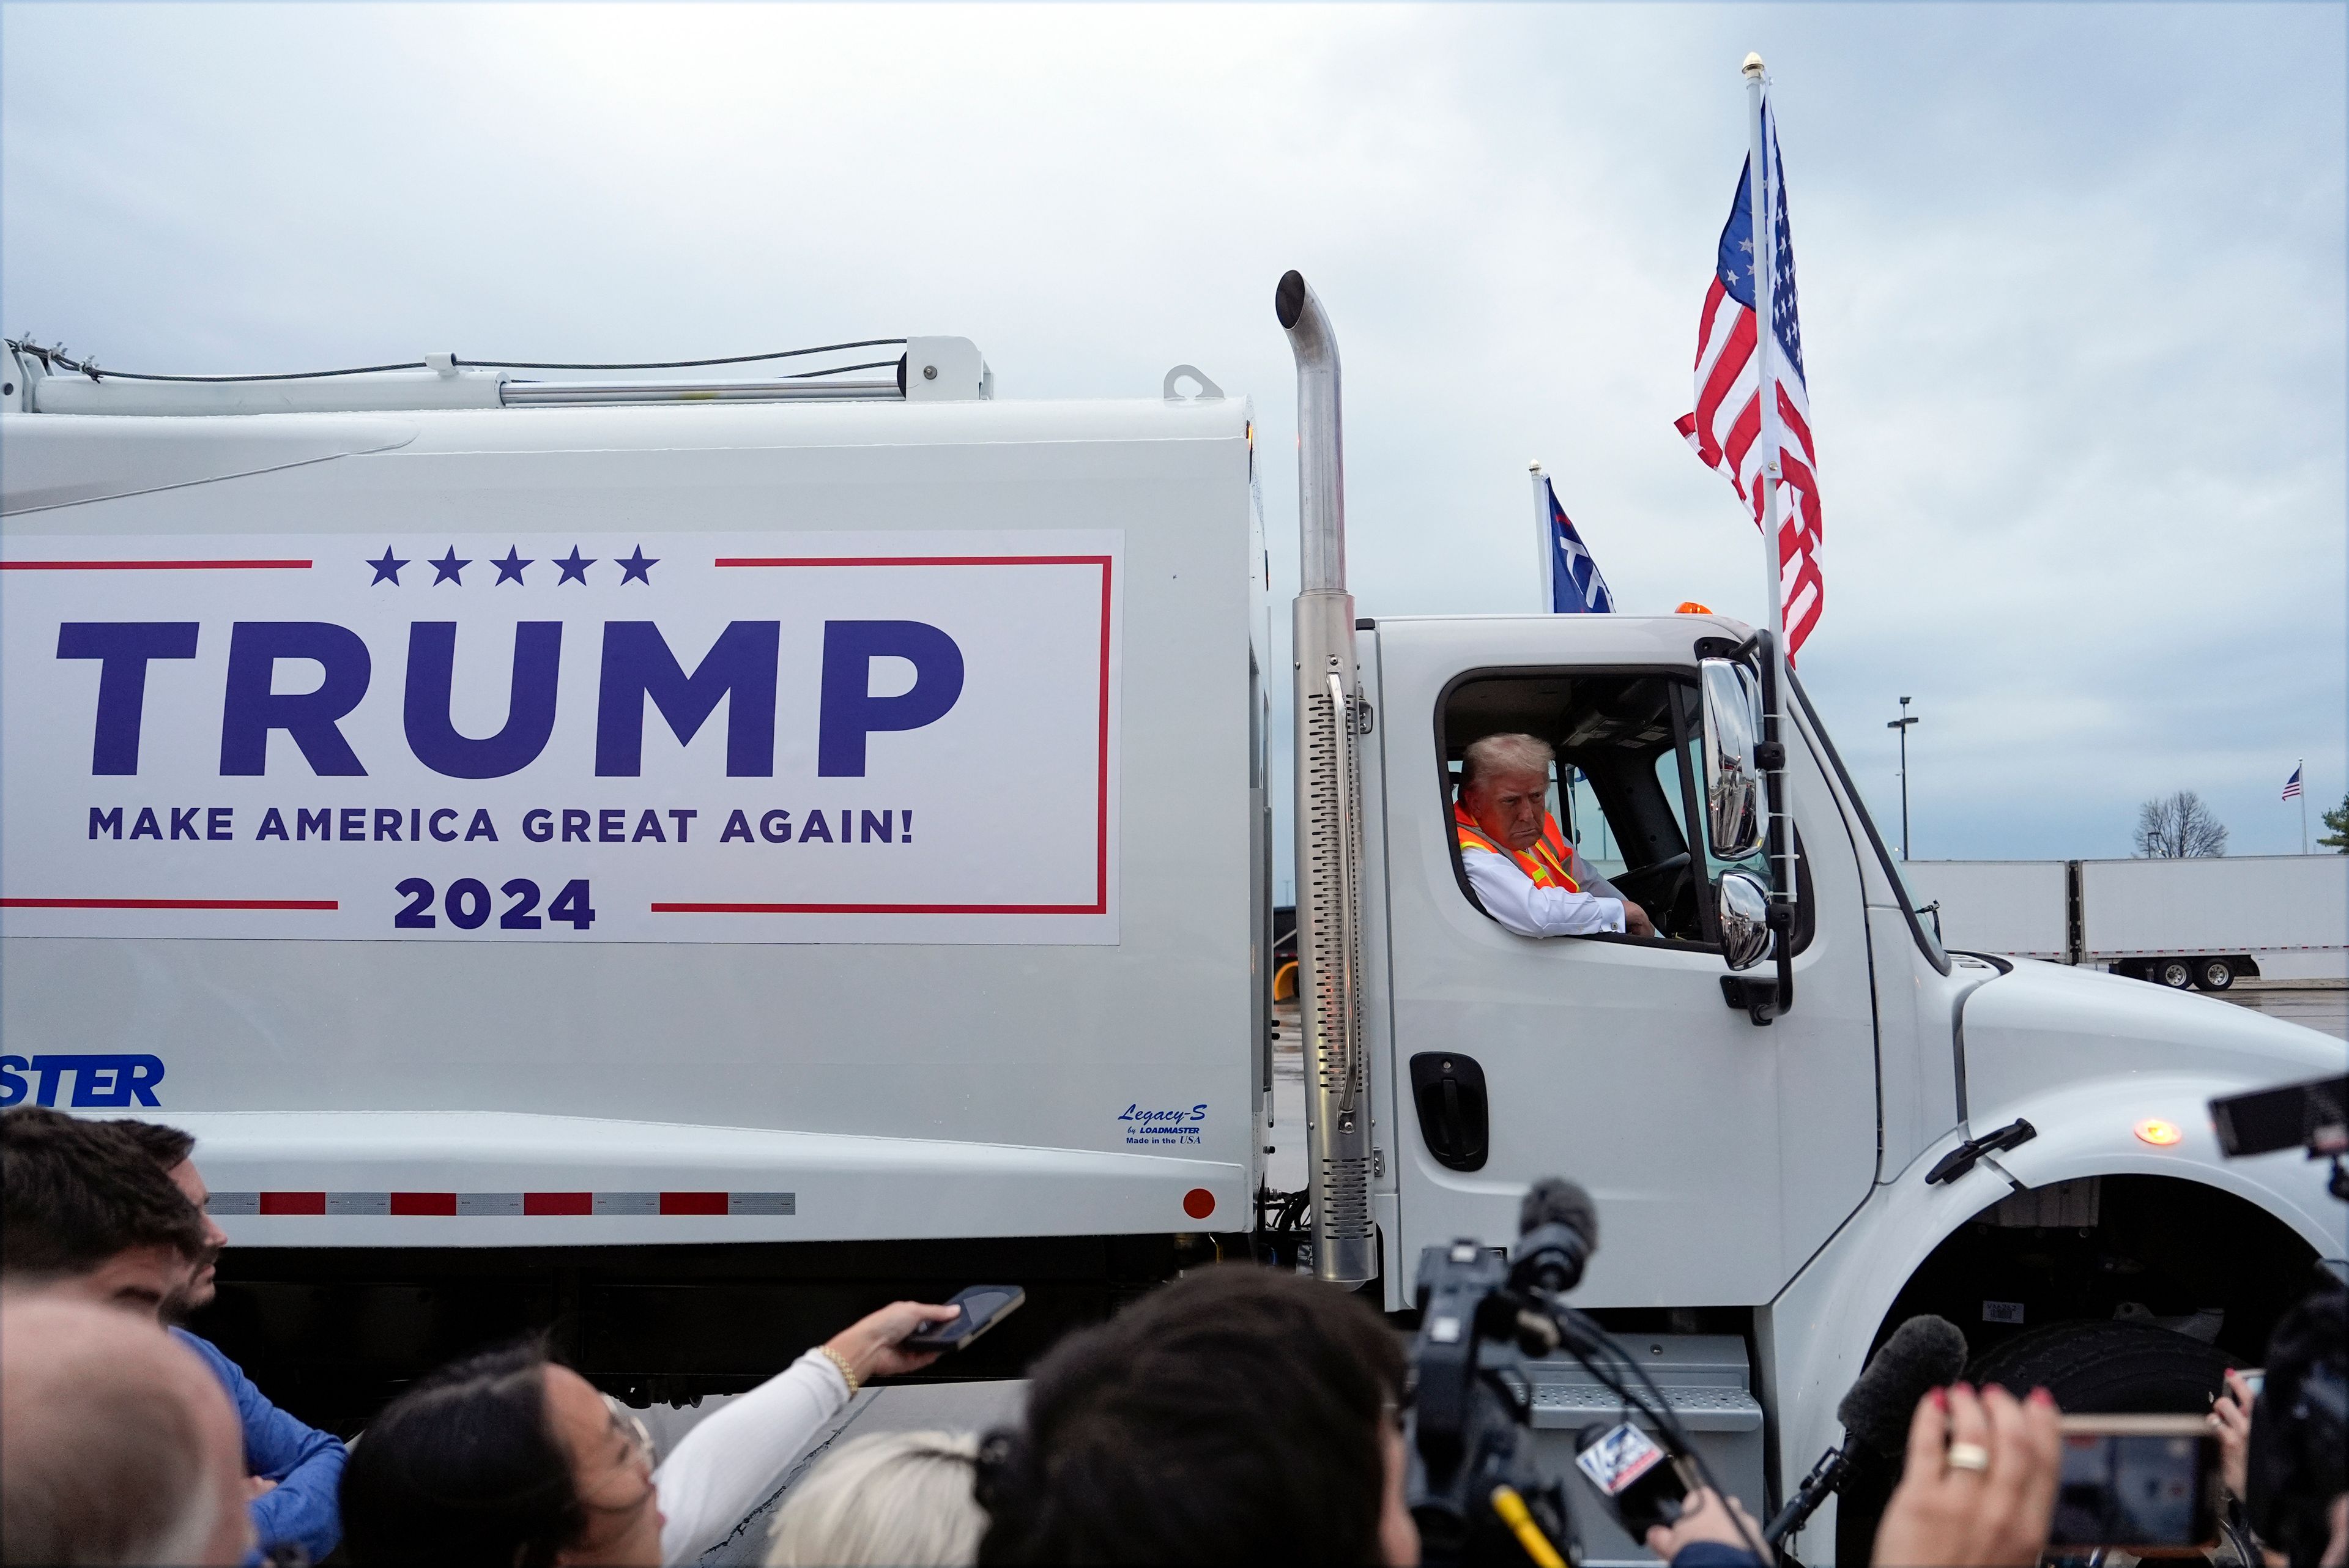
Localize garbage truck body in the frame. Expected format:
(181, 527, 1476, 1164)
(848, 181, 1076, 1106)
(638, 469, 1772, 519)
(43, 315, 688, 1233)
(4, 310, 2340, 1561)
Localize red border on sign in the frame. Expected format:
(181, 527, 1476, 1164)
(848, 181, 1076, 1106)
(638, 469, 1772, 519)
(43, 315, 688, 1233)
(0, 560, 313, 570)
(653, 554, 1114, 918)
(0, 897, 338, 911)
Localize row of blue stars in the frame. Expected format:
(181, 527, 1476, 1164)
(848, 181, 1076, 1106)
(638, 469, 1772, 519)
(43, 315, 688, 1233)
(368, 546, 659, 586)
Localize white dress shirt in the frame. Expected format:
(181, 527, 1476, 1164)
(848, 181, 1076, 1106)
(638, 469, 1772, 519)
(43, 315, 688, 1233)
(1462, 845, 1627, 937)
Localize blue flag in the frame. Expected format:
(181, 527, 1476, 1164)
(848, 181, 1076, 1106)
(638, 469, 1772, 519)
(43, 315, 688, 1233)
(1545, 478, 1616, 614)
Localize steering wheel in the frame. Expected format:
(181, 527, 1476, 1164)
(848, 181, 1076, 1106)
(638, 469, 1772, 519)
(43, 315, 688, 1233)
(1608, 852, 1693, 932)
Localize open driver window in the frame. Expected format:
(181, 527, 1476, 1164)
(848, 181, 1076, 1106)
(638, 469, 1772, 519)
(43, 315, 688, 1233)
(1439, 669, 1810, 950)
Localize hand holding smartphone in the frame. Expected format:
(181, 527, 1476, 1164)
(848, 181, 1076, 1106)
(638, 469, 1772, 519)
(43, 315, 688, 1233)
(902, 1285, 1026, 1352)
(2047, 1415, 2219, 1552)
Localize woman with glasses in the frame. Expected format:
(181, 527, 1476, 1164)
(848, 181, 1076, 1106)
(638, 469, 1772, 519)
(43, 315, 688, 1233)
(338, 1298, 956, 1567)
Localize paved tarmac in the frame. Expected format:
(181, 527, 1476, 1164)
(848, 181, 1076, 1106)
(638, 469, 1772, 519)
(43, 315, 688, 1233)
(2219, 982, 2348, 1040)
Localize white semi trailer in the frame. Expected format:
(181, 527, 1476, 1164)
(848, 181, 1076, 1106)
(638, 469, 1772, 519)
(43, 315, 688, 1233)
(5, 281, 2343, 1562)
(1902, 855, 2349, 989)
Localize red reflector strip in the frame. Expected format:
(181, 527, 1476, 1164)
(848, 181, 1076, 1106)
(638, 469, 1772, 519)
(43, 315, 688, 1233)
(388, 1192, 456, 1216)
(525, 1192, 593, 1216)
(228, 1190, 795, 1217)
(258, 1192, 325, 1216)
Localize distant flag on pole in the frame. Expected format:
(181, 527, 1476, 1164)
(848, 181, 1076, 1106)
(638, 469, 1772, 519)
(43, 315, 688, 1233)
(1543, 477, 1616, 614)
(1674, 87, 1825, 657)
(2283, 764, 2304, 801)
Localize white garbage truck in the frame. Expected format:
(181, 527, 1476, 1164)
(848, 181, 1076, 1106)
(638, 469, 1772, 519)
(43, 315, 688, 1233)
(4, 280, 2342, 1561)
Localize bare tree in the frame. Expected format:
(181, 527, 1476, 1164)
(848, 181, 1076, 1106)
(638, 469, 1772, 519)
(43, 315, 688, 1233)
(2133, 790, 2229, 858)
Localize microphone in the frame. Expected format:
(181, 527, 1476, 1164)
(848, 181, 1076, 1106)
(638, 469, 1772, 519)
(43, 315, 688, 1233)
(1512, 1177, 1598, 1296)
(1764, 1314, 1969, 1547)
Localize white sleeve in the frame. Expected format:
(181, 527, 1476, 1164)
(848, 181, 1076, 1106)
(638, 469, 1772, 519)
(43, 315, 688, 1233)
(1565, 847, 1627, 905)
(655, 1350, 850, 1564)
(1463, 849, 1626, 937)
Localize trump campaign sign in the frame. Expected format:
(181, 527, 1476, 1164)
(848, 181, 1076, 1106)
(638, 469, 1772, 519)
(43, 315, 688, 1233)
(1, 529, 1123, 944)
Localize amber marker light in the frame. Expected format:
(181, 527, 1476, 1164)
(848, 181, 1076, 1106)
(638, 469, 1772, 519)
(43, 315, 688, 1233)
(2136, 1118, 2184, 1146)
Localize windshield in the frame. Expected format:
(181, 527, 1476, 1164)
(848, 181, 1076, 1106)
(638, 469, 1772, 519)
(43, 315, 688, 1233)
(1787, 672, 1951, 973)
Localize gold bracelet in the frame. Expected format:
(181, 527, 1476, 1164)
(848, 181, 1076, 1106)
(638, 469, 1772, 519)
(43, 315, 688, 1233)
(818, 1346, 861, 1396)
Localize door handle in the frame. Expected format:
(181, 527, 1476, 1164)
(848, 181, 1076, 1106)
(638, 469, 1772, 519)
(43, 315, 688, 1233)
(1409, 1052, 1490, 1173)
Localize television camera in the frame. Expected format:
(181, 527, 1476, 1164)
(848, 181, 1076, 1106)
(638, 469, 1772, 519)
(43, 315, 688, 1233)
(2210, 1074, 2347, 1568)
(1403, 1178, 1761, 1568)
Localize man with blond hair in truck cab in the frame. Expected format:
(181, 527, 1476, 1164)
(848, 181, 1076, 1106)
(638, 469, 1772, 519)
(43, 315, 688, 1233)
(1455, 733, 1655, 940)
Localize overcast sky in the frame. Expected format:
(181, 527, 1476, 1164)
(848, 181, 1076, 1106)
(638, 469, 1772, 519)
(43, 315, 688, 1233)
(5, 2, 2342, 872)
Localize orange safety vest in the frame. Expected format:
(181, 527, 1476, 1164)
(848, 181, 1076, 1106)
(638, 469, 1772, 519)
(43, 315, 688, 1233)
(1454, 803, 1580, 893)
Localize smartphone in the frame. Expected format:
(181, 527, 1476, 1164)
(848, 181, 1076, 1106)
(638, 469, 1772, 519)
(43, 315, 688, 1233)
(2046, 1415, 2218, 1551)
(2236, 1367, 2265, 1399)
(902, 1285, 1026, 1352)
(1573, 1423, 1694, 1539)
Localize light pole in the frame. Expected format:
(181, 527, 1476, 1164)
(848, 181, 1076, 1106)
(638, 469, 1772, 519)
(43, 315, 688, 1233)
(1887, 696, 1918, 860)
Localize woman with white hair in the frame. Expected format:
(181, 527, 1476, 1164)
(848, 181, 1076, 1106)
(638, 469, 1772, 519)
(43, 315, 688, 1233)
(765, 1430, 985, 1568)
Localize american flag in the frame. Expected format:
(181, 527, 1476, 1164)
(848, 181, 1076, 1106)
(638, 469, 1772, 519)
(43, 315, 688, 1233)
(1675, 91, 1825, 658)
(2283, 764, 2303, 801)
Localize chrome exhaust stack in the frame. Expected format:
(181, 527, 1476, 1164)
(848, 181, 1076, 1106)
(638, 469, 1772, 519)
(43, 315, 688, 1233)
(1277, 270, 1376, 1288)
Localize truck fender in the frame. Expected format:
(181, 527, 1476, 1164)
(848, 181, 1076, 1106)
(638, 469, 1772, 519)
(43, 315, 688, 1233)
(1757, 1072, 2342, 1562)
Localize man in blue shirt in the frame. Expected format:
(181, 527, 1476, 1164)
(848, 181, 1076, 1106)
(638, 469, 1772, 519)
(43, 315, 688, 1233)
(117, 1120, 347, 1566)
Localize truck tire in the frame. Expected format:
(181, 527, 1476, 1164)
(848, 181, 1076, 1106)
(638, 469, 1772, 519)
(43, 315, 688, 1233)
(2156, 958, 2195, 989)
(2192, 957, 2235, 992)
(1965, 1320, 2235, 1413)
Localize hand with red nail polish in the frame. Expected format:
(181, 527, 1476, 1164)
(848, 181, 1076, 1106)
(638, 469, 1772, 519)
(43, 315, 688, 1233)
(1874, 1383, 2063, 1567)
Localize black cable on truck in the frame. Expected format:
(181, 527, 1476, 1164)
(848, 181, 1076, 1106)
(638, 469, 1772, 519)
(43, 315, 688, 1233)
(4, 335, 906, 383)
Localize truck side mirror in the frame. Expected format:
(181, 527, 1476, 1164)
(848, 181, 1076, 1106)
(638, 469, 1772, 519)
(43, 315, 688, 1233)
(1716, 872, 1773, 970)
(1699, 658, 1765, 861)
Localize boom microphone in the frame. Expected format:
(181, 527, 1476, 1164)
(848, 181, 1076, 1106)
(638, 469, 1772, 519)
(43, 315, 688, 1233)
(1512, 1177, 1599, 1296)
(1764, 1314, 1970, 1547)
(1836, 1315, 1970, 1460)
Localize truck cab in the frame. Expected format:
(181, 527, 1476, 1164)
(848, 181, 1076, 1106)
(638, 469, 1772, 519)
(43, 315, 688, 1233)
(1267, 272, 2338, 1559)
(1342, 606, 2340, 1560)
(1364, 611, 1887, 1312)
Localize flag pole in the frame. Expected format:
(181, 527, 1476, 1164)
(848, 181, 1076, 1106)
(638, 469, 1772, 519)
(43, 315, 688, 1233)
(2300, 759, 2309, 853)
(1743, 52, 1795, 929)
(1530, 462, 1554, 612)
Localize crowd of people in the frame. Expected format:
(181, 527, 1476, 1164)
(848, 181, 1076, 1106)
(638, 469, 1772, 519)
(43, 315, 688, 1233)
(3, 1103, 2340, 1567)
